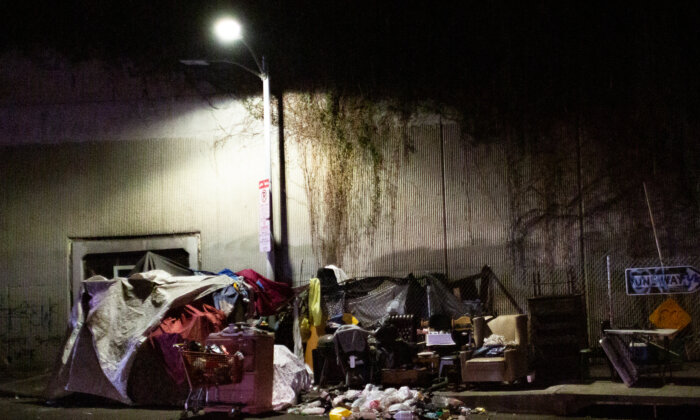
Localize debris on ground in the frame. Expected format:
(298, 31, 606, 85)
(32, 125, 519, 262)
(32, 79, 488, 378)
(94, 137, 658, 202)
(287, 384, 487, 419)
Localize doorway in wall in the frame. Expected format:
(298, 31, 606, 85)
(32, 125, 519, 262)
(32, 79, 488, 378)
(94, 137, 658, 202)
(69, 233, 200, 304)
(82, 248, 191, 279)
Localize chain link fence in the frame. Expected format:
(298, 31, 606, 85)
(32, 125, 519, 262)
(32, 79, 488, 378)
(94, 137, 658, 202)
(588, 253, 700, 360)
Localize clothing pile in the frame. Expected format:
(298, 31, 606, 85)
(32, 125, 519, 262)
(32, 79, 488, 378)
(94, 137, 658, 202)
(471, 334, 518, 358)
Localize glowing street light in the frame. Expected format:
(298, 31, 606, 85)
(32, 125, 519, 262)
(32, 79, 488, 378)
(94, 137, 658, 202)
(213, 17, 242, 42)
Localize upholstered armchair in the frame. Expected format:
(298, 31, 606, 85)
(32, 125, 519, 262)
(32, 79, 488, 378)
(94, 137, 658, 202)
(461, 314, 529, 383)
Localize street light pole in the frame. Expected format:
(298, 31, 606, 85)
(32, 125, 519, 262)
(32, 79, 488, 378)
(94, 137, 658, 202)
(263, 59, 271, 201)
(181, 17, 275, 280)
(262, 56, 271, 219)
(260, 56, 275, 280)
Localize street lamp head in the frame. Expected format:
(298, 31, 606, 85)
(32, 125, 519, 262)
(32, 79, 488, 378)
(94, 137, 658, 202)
(213, 17, 242, 44)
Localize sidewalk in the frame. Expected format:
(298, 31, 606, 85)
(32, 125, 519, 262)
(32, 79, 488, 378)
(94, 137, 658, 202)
(2, 363, 700, 418)
(0, 371, 51, 399)
(438, 362, 700, 416)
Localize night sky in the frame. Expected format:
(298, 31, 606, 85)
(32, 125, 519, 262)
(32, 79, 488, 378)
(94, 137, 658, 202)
(3, 1, 700, 115)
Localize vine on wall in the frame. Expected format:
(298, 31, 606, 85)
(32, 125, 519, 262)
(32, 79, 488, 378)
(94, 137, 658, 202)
(278, 92, 410, 267)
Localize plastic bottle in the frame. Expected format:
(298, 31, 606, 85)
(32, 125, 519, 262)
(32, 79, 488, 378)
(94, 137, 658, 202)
(394, 411, 413, 420)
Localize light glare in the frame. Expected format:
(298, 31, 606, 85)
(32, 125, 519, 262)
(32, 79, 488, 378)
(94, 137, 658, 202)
(214, 17, 242, 43)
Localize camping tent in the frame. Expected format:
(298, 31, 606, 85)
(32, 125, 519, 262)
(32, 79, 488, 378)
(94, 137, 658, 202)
(45, 270, 233, 404)
(46, 250, 305, 407)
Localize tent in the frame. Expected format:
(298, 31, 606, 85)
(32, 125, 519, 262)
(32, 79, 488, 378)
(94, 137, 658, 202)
(45, 270, 233, 404)
(46, 252, 304, 407)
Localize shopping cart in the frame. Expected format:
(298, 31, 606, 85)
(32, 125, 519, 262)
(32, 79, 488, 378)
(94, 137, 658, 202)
(177, 346, 245, 417)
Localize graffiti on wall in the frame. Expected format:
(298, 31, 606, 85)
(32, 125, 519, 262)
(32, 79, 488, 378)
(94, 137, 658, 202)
(1, 301, 57, 330)
(0, 300, 64, 367)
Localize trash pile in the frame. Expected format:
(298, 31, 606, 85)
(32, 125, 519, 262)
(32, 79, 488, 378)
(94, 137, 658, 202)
(289, 384, 487, 419)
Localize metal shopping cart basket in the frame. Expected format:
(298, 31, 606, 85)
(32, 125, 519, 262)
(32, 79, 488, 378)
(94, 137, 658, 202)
(177, 346, 244, 417)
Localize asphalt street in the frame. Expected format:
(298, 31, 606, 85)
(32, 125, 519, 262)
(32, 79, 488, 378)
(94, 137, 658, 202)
(7, 395, 697, 420)
(0, 396, 598, 420)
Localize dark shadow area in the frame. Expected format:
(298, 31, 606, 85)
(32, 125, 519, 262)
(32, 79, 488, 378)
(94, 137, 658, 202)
(42, 394, 185, 415)
(273, 86, 293, 284)
(627, 377, 666, 389)
(662, 377, 700, 387)
(576, 404, 700, 420)
(184, 413, 322, 420)
(46, 393, 130, 408)
(462, 381, 542, 392)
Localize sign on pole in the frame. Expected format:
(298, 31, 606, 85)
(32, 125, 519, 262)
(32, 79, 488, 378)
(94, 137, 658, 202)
(625, 266, 700, 295)
(258, 178, 271, 253)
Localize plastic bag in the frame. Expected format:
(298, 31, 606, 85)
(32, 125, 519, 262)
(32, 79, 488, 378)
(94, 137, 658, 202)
(397, 386, 413, 401)
(387, 403, 411, 414)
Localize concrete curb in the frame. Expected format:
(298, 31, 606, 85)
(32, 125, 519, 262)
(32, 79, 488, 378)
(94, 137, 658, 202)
(438, 380, 700, 415)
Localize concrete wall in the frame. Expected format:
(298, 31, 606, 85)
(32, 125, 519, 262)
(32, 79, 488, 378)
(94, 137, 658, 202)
(3, 51, 700, 369)
(0, 52, 273, 368)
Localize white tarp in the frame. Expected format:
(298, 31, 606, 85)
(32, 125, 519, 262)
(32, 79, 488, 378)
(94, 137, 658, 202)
(46, 270, 233, 404)
(272, 344, 312, 410)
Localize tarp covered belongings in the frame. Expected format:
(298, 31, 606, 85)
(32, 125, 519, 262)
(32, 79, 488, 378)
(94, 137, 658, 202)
(234, 268, 294, 316)
(272, 344, 313, 410)
(128, 251, 195, 277)
(46, 248, 306, 408)
(342, 274, 472, 328)
(148, 302, 227, 385)
(45, 270, 234, 405)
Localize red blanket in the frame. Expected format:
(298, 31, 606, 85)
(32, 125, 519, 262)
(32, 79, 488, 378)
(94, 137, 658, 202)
(237, 269, 293, 316)
(150, 303, 226, 383)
